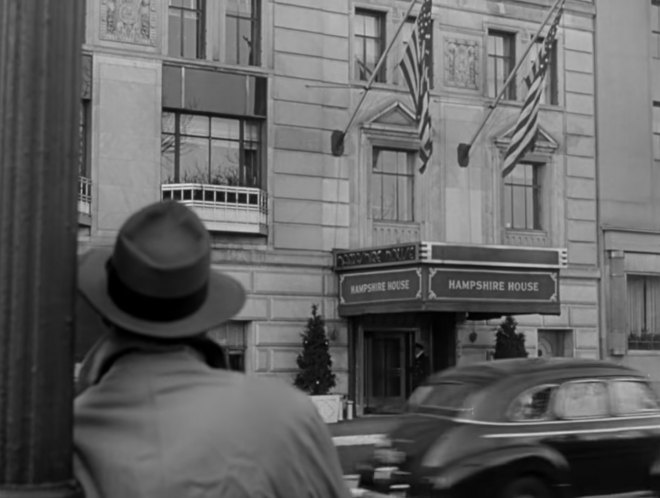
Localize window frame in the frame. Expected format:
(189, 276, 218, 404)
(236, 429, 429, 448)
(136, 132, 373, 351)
(487, 29, 517, 101)
(627, 273, 660, 349)
(370, 146, 416, 223)
(354, 8, 387, 83)
(224, 0, 261, 66)
(168, 0, 206, 59)
(502, 161, 543, 231)
(161, 110, 264, 189)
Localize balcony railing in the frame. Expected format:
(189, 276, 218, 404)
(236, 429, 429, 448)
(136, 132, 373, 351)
(628, 333, 660, 351)
(78, 175, 92, 216)
(161, 183, 267, 235)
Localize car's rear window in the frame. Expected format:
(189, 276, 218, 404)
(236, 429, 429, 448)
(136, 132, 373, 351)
(408, 381, 480, 410)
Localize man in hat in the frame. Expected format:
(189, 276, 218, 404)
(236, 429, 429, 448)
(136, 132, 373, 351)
(74, 200, 351, 498)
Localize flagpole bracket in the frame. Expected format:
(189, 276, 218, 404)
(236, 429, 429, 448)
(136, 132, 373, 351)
(331, 130, 345, 157)
(457, 143, 471, 167)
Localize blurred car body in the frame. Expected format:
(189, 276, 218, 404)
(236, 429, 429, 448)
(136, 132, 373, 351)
(357, 358, 660, 497)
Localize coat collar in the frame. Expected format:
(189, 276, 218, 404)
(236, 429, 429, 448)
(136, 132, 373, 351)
(76, 330, 228, 395)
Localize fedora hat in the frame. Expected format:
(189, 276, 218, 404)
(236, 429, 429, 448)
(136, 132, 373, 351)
(78, 200, 245, 338)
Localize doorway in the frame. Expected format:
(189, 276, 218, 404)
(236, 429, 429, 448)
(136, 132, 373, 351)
(364, 330, 413, 413)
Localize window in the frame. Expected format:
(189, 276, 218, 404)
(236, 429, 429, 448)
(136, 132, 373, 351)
(161, 111, 262, 188)
(555, 381, 609, 419)
(225, 0, 260, 66)
(532, 37, 558, 105)
(168, 0, 205, 59)
(355, 9, 386, 82)
(208, 321, 247, 372)
(609, 380, 660, 415)
(508, 385, 556, 421)
(503, 162, 542, 230)
(371, 148, 414, 222)
(627, 274, 660, 349)
(488, 30, 516, 100)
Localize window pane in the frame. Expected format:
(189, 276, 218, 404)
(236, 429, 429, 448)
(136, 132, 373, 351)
(227, 0, 252, 15)
(371, 170, 383, 219)
(508, 385, 556, 421)
(179, 136, 209, 182)
(225, 16, 239, 64)
(237, 18, 254, 66)
(556, 381, 609, 419)
(161, 147, 176, 183)
(610, 380, 660, 415)
(211, 117, 240, 139)
(512, 185, 526, 228)
(504, 184, 513, 228)
(184, 115, 210, 137)
(168, 12, 182, 56)
(381, 174, 397, 220)
(398, 174, 413, 221)
(211, 139, 240, 185)
(182, 11, 199, 59)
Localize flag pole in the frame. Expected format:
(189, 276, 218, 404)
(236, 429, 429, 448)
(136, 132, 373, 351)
(456, 0, 564, 167)
(331, 0, 419, 156)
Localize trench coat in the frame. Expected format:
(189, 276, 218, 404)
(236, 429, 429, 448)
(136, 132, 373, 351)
(73, 334, 351, 498)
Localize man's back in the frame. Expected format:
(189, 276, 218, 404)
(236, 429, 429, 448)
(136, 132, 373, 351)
(74, 347, 350, 498)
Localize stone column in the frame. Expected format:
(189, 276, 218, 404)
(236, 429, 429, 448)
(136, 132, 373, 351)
(0, 1, 84, 496)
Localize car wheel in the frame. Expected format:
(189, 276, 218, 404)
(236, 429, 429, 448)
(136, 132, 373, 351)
(499, 476, 553, 498)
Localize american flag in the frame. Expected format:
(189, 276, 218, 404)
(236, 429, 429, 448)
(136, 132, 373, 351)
(400, 0, 432, 173)
(501, 0, 564, 177)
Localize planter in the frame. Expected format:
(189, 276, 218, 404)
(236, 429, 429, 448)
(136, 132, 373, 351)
(310, 394, 343, 423)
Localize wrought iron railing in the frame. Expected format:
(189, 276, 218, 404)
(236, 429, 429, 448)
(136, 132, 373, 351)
(628, 333, 660, 350)
(161, 183, 267, 233)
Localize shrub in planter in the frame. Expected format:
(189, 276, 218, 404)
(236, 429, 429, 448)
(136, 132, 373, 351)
(294, 304, 336, 395)
(493, 315, 528, 359)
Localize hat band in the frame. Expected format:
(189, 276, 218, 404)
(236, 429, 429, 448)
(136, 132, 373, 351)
(107, 261, 208, 322)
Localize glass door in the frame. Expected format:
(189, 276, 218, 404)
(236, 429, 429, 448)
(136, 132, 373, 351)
(364, 331, 410, 413)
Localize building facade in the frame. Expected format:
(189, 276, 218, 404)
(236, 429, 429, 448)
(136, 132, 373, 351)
(77, 0, 598, 416)
(596, 0, 660, 387)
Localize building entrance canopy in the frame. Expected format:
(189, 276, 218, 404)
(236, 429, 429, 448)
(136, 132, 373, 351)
(334, 242, 567, 316)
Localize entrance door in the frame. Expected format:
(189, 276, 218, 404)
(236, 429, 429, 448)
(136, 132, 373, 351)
(364, 331, 410, 413)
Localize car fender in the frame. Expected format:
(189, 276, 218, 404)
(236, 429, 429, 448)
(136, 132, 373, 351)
(428, 443, 572, 495)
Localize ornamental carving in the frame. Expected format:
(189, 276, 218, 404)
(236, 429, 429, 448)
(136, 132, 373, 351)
(100, 0, 158, 46)
(444, 38, 480, 90)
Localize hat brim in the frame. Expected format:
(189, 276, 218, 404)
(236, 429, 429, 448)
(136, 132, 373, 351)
(78, 248, 246, 338)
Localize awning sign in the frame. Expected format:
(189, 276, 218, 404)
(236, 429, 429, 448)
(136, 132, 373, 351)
(339, 269, 422, 305)
(429, 269, 557, 302)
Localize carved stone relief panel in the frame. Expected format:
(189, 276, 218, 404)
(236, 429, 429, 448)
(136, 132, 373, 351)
(444, 38, 480, 90)
(100, 0, 158, 46)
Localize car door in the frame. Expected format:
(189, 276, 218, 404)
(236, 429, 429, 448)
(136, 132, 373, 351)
(546, 380, 618, 496)
(607, 378, 660, 492)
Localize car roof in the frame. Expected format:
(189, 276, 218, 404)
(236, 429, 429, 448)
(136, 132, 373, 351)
(426, 358, 643, 386)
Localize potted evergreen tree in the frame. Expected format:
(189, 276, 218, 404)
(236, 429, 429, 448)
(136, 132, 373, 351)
(294, 304, 341, 422)
(493, 315, 529, 359)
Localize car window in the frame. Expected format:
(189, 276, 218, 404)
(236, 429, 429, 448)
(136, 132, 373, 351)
(408, 381, 479, 410)
(609, 380, 660, 416)
(555, 381, 609, 419)
(508, 384, 557, 421)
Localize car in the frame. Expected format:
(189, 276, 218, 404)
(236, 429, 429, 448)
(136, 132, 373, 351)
(356, 357, 660, 498)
